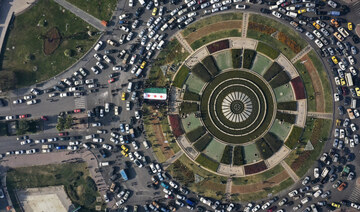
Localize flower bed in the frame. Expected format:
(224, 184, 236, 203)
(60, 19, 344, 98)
(255, 138, 274, 160)
(233, 146, 244, 165)
(263, 62, 283, 81)
(173, 65, 190, 88)
(269, 71, 291, 88)
(276, 111, 297, 124)
(183, 90, 201, 101)
(206, 39, 230, 54)
(220, 145, 233, 165)
(264, 132, 283, 153)
(278, 32, 302, 54)
(196, 153, 220, 172)
(244, 161, 267, 175)
(243, 49, 257, 69)
(169, 115, 184, 138)
(256, 42, 280, 60)
(231, 49, 243, 68)
(290, 77, 306, 100)
(202, 55, 220, 76)
(277, 101, 297, 111)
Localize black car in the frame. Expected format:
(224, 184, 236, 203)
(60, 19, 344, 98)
(336, 86, 342, 95)
(338, 106, 345, 115)
(319, 16, 330, 20)
(344, 97, 351, 106)
(282, 16, 293, 22)
(135, 7, 144, 17)
(105, 49, 117, 54)
(352, 35, 360, 44)
(260, 8, 271, 14)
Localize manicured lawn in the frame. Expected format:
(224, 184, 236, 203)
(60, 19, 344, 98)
(66, 0, 117, 21)
(7, 163, 101, 211)
(294, 61, 316, 111)
(181, 113, 202, 133)
(243, 143, 261, 164)
(172, 65, 190, 88)
(182, 13, 243, 37)
(232, 164, 284, 185)
(190, 29, 242, 50)
(273, 83, 295, 102)
(256, 42, 280, 59)
(285, 126, 304, 149)
(185, 73, 206, 94)
(213, 50, 233, 70)
(269, 119, 292, 141)
(203, 139, 226, 162)
(308, 50, 333, 113)
(195, 153, 220, 172)
(1, 0, 99, 88)
(251, 54, 273, 76)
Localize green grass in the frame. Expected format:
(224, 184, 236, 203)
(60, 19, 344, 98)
(269, 119, 292, 141)
(243, 49, 257, 69)
(220, 145, 233, 164)
(277, 101, 297, 111)
(213, 50, 233, 70)
(181, 113, 203, 133)
(256, 42, 280, 59)
(243, 143, 262, 164)
(232, 164, 284, 185)
(233, 146, 244, 165)
(251, 54, 273, 76)
(294, 61, 316, 111)
(182, 13, 243, 37)
(7, 163, 101, 211)
(273, 83, 295, 102)
(193, 133, 213, 152)
(66, 0, 117, 21)
(203, 139, 226, 162)
(173, 65, 190, 88)
(231, 49, 243, 68)
(232, 178, 294, 202)
(183, 90, 201, 101)
(0, 122, 9, 136)
(185, 73, 206, 94)
(285, 126, 304, 149)
(191, 29, 242, 50)
(179, 102, 199, 114)
(186, 126, 206, 143)
(1, 0, 99, 88)
(195, 153, 220, 172)
(160, 115, 180, 154)
(308, 50, 333, 113)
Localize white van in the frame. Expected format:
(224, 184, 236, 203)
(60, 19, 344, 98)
(85, 134, 94, 140)
(127, 82, 133, 92)
(135, 69, 143, 78)
(269, 5, 278, 10)
(157, 40, 165, 50)
(99, 162, 109, 167)
(352, 98, 357, 109)
(94, 41, 103, 51)
(143, 140, 150, 149)
(286, 11, 297, 18)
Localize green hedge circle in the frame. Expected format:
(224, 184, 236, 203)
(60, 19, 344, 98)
(200, 70, 275, 144)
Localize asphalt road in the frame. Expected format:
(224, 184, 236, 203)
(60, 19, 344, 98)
(1, 0, 360, 211)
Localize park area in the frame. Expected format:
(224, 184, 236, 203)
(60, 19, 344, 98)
(0, 0, 99, 88)
(66, 0, 117, 21)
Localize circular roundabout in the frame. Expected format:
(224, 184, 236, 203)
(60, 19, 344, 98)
(200, 70, 276, 144)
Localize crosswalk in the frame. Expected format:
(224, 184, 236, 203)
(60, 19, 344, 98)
(74, 96, 86, 109)
(352, 2, 360, 17)
(347, 186, 360, 202)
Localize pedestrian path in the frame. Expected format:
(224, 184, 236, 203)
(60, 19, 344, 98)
(74, 96, 86, 109)
(163, 151, 184, 170)
(53, 0, 106, 31)
(241, 13, 249, 38)
(280, 161, 300, 182)
(225, 178, 232, 200)
(175, 32, 194, 54)
(290, 45, 312, 63)
(307, 112, 333, 120)
(347, 186, 360, 202)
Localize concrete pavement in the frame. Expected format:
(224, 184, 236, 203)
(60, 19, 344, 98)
(280, 161, 299, 182)
(175, 32, 194, 54)
(163, 150, 183, 170)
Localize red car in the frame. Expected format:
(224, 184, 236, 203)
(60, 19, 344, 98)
(58, 132, 69, 136)
(19, 114, 28, 119)
(41, 116, 48, 121)
(281, 2, 290, 7)
(108, 78, 115, 84)
(74, 109, 81, 113)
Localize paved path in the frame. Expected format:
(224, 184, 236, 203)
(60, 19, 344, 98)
(225, 178, 232, 200)
(163, 151, 184, 170)
(241, 13, 249, 38)
(307, 112, 333, 120)
(290, 45, 312, 63)
(53, 0, 106, 31)
(276, 54, 300, 79)
(280, 161, 300, 182)
(175, 32, 194, 54)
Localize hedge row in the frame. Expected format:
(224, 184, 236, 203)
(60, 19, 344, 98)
(233, 146, 244, 166)
(202, 55, 220, 76)
(264, 132, 283, 153)
(172, 65, 190, 88)
(285, 126, 304, 149)
(193, 133, 212, 152)
(277, 101, 298, 111)
(256, 138, 274, 160)
(179, 102, 199, 114)
(186, 126, 206, 143)
(263, 62, 283, 81)
(191, 62, 212, 82)
(269, 71, 290, 88)
(243, 49, 257, 69)
(220, 145, 233, 165)
(195, 153, 219, 172)
(276, 111, 297, 124)
(231, 49, 243, 68)
(256, 42, 280, 59)
(183, 90, 201, 101)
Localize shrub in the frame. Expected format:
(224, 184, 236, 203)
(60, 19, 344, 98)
(179, 102, 199, 114)
(256, 42, 280, 59)
(191, 63, 212, 82)
(64, 49, 74, 57)
(169, 115, 184, 137)
(233, 146, 244, 165)
(206, 39, 230, 54)
(86, 176, 97, 192)
(195, 153, 219, 172)
(255, 138, 274, 160)
(248, 22, 276, 35)
(278, 32, 302, 53)
(285, 126, 303, 149)
(269, 71, 290, 88)
(276, 111, 297, 124)
(173, 65, 190, 88)
(183, 90, 200, 101)
(186, 126, 206, 143)
(193, 133, 212, 151)
(220, 145, 233, 164)
(264, 132, 283, 153)
(243, 49, 257, 69)
(277, 101, 297, 111)
(202, 55, 220, 76)
(263, 62, 283, 81)
(231, 49, 243, 68)
(244, 161, 267, 175)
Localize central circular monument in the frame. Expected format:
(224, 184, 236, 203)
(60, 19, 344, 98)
(200, 70, 276, 144)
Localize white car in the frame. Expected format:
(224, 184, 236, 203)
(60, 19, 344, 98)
(348, 55, 355, 65)
(103, 55, 112, 64)
(5, 115, 15, 120)
(13, 99, 24, 104)
(129, 54, 137, 65)
(334, 93, 340, 102)
(288, 190, 299, 197)
(169, 180, 179, 189)
(96, 62, 105, 70)
(338, 61, 346, 71)
(91, 66, 100, 74)
(235, 4, 247, 9)
(314, 167, 320, 178)
(149, 163, 157, 173)
(113, 66, 122, 71)
(271, 11, 282, 18)
(132, 141, 139, 150)
(134, 151, 142, 159)
(102, 144, 112, 150)
(129, 0, 133, 7)
(305, 32, 314, 40)
(93, 53, 102, 61)
(351, 123, 357, 132)
(334, 76, 340, 85)
(350, 66, 357, 76)
(94, 41, 103, 51)
(134, 111, 140, 119)
(314, 39, 324, 48)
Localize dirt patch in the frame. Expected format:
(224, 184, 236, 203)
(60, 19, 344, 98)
(43, 27, 61, 55)
(184, 20, 242, 44)
(300, 55, 325, 112)
(231, 170, 289, 194)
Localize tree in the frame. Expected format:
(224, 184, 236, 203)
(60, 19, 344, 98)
(64, 115, 73, 129)
(17, 120, 30, 135)
(56, 117, 65, 131)
(64, 49, 73, 57)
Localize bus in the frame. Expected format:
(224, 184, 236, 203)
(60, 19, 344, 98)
(345, 73, 353, 87)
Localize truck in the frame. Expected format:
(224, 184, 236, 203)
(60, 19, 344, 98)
(99, 162, 109, 167)
(341, 165, 350, 177)
(139, 0, 146, 6)
(120, 169, 128, 181)
(42, 144, 52, 149)
(129, 129, 135, 138)
(345, 73, 353, 87)
(328, 11, 341, 16)
(321, 167, 330, 178)
(122, 53, 130, 64)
